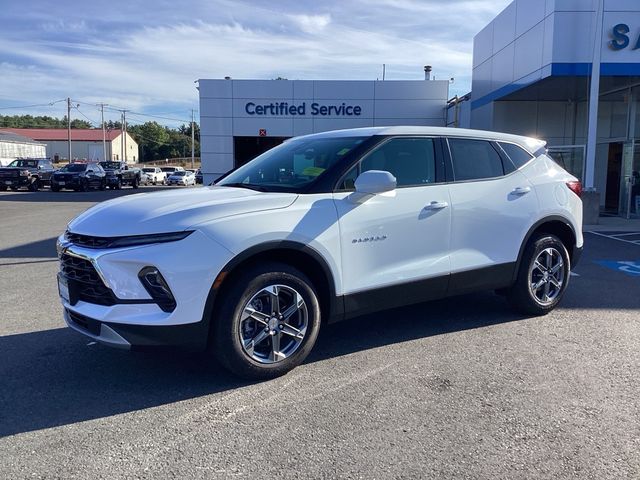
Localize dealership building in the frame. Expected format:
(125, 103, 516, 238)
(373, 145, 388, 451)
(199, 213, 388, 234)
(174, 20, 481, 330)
(198, 78, 450, 182)
(199, 0, 640, 217)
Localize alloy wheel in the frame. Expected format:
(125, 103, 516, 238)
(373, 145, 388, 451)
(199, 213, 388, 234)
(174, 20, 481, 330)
(238, 284, 308, 364)
(529, 247, 565, 306)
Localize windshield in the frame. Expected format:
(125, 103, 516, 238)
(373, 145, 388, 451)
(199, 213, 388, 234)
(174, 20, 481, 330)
(217, 136, 366, 192)
(58, 164, 87, 172)
(8, 160, 38, 168)
(161, 167, 175, 172)
(100, 162, 120, 169)
(142, 168, 155, 172)
(171, 171, 186, 176)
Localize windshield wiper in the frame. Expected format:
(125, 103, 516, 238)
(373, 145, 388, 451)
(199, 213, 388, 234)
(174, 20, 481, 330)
(221, 182, 268, 192)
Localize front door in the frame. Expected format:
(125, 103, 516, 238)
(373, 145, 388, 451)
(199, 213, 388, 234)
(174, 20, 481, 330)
(333, 137, 451, 316)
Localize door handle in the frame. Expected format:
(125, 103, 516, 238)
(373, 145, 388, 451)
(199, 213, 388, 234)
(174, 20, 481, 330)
(511, 186, 531, 195)
(425, 201, 448, 210)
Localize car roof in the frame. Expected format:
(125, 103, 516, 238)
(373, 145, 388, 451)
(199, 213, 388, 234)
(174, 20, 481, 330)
(295, 126, 546, 155)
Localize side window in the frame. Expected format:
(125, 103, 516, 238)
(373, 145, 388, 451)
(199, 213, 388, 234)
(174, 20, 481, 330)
(499, 142, 534, 169)
(448, 138, 504, 181)
(339, 137, 437, 190)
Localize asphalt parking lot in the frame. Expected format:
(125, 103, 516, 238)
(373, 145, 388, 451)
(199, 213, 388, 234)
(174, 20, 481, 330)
(0, 187, 639, 479)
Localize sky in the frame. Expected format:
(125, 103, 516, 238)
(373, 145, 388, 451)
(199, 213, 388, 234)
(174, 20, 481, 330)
(0, 0, 512, 127)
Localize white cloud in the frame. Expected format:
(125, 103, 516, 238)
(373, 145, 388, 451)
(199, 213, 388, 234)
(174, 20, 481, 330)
(288, 14, 331, 34)
(0, 0, 513, 122)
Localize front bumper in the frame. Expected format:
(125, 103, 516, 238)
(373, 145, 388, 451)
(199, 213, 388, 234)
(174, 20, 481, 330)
(58, 229, 234, 347)
(64, 308, 210, 350)
(1, 177, 29, 187)
(52, 177, 81, 189)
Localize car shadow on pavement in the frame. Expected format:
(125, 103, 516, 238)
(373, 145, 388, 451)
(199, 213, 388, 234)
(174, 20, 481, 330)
(0, 292, 523, 438)
(0, 237, 58, 259)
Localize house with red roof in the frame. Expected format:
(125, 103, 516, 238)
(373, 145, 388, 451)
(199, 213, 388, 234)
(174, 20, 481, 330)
(1, 128, 139, 163)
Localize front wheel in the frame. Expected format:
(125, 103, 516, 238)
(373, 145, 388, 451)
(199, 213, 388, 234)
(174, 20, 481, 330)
(507, 234, 570, 316)
(212, 263, 321, 379)
(132, 176, 139, 189)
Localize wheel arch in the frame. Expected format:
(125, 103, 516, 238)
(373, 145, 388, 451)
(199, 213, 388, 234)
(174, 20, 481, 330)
(202, 241, 342, 341)
(513, 215, 577, 282)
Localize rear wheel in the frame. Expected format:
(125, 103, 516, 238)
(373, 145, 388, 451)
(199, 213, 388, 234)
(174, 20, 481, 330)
(0, 185, 7, 191)
(212, 263, 321, 379)
(507, 234, 570, 316)
(51, 185, 60, 192)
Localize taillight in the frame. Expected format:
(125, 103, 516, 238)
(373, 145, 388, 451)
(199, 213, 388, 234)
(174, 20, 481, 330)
(566, 181, 582, 198)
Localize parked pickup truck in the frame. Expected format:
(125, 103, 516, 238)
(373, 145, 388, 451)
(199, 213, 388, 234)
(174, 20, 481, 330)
(141, 166, 167, 185)
(0, 158, 55, 191)
(99, 161, 141, 189)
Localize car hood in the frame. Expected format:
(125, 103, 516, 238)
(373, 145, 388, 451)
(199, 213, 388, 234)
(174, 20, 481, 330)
(67, 186, 298, 237)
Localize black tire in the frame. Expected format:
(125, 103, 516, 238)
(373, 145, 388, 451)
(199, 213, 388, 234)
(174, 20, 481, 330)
(99, 179, 106, 191)
(10, 186, 19, 191)
(507, 234, 570, 316)
(132, 176, 139, 189)
(212, 262, 321, 380)
(28, 178, 39, 192)
(51, 185, 60, 192)
(80, 179, 89, 192)
(115, 177, 122, 190)
(0, 185, 7, 191)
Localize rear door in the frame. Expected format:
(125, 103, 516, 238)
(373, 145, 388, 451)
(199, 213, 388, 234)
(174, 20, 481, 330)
(445, 137, 538, 292)
(333, 137, 451, 315)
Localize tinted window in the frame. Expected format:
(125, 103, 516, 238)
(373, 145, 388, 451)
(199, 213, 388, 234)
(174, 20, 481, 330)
(340, 137, 436, 190)
(448, 139, 504, 181)
(59, 164, 87, 172)
(218, 136, 365, 192)
(499, 142, 534, 169)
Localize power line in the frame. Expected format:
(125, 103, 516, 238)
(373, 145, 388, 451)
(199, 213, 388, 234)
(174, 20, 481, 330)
(0, 99, 67, 110)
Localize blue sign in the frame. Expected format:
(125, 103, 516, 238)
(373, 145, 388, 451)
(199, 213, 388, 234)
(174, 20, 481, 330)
(245, 102, 362, 117)
(610, 24, 640, 51)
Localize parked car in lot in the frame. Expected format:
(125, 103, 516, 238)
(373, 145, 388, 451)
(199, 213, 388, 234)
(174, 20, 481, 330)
(99, 161, 141, 189)
(195, 169, 203, 184)
(166, 170, 196, 186)
(56, 127, 583, 379)
(141, 167, 167, 185)
(51, 162, 106, 192)
(0, 158, 55, 191)
(160, 166, 184, 176)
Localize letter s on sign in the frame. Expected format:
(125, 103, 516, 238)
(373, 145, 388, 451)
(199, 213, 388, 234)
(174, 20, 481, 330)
(611, 23, 630, 50)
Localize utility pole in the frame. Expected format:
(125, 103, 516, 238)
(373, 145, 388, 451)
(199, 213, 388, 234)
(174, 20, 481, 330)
(67, 97, 72, 163)
(98, 103, 108, 161)
(123, 110, 128, 163)
(120, 112, 124, 162)
(191, 109, 195, 169)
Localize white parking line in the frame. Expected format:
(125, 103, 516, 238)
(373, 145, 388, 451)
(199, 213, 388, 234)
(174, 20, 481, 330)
(587, 231, 640, 246)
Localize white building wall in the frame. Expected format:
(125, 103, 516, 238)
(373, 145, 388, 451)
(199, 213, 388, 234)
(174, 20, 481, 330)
(0, 141, 46, 166)
(199, 79, 449, 182)
(45, 133, 138, 163)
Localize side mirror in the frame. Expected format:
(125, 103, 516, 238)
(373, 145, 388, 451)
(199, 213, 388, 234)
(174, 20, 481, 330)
(354, 170, 397, 195)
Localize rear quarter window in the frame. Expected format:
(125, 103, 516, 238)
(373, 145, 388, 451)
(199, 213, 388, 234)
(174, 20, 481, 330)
(448, 138, 504, 181)
(499, 142, 534, 169)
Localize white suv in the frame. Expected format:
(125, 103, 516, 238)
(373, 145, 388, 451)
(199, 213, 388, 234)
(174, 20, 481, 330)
(56, 127, 583, 379)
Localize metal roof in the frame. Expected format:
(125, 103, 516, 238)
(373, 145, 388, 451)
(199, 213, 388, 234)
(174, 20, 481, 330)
(0, 130, 44, 145)
(1, 128, 122, 141)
